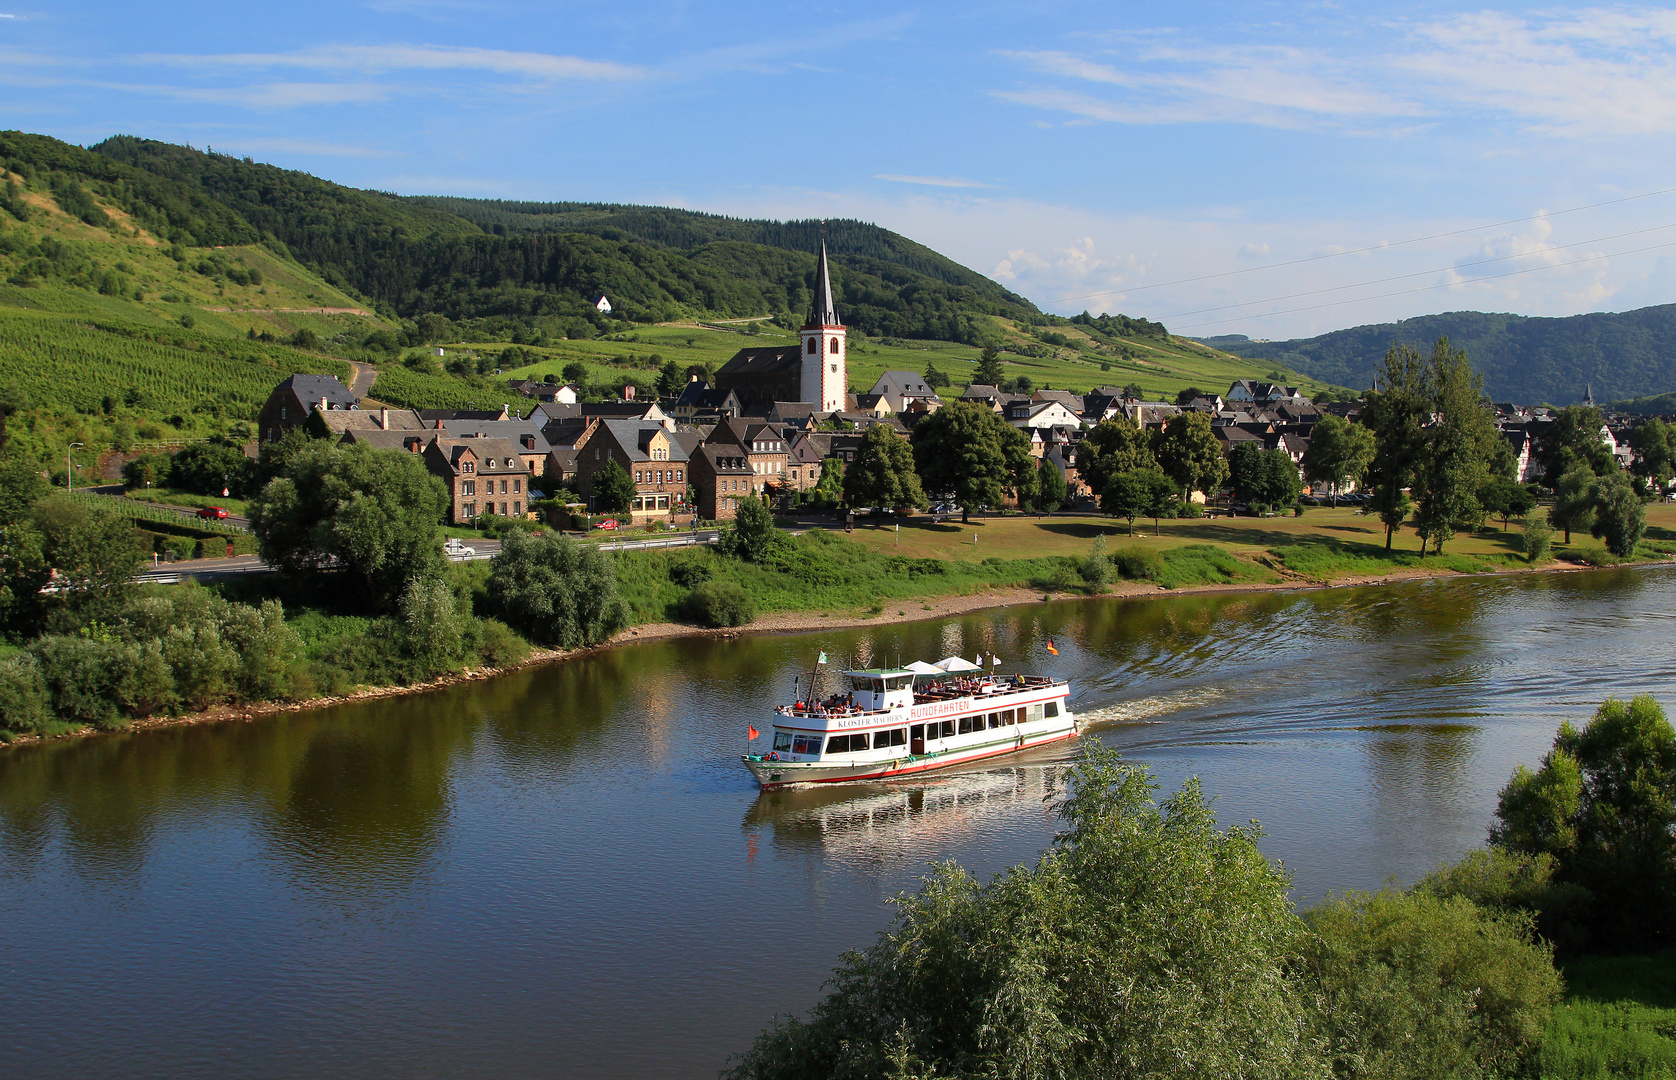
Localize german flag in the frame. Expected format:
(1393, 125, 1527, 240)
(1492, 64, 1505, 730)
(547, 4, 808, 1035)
(1046, 638, 1059, 656)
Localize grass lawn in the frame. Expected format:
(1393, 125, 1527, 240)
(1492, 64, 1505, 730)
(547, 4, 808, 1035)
(1542, 951, 1676, 1079)
(128, 488, 251, 515)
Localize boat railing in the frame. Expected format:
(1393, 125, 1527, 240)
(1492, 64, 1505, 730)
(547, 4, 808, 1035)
(776, 703, 889, 720)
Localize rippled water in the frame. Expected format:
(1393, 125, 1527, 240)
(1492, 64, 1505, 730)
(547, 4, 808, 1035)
(3, 567, 1674, 1078)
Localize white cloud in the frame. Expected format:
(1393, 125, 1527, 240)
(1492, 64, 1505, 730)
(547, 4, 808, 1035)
(997, 7, 1676, 138)
(136, 43, 648, 82)
(874, 174, 994, 189)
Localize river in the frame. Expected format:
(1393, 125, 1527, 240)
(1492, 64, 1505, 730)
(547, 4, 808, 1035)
(2, 567, 1673, 1078)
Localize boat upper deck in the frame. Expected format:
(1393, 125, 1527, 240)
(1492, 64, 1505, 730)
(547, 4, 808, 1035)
(775, 674, 1066, 727)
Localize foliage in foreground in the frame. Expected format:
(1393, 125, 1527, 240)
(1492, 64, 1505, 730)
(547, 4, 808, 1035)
(725, 746, 1559, 1080)
(486, 529, 628, 648)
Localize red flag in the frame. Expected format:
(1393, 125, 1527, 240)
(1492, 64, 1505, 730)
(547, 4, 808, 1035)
(748, 725, 760, 740)
(1046, 638, 1059, 656)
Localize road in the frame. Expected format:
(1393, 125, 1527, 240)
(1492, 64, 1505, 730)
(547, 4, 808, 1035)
(347, 359, 379, 399)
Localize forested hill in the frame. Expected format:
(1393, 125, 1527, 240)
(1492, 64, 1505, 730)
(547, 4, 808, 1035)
(1197, 305, 1676, 406)
(71, 135, 1037, 344)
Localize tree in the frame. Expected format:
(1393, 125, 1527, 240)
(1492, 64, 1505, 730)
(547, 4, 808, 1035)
(1362, 343, 1433, 551)
(1479, 477, 1536, 530)
(922, 359, 950, 389)
(1035, 456, 1068, 513)
(1074, 418, 1158, 500)
(1534, 405, 1613, 487)
(972, 346, 1004, 388)
(28, 496, 143, 632)
(414, 312, 450, 343)
(655, 359, 682, 398)
(723, 747, 1324, 1080)
(843, 425, 927, 511)
(1228, 444, 1300, 508)
(1627, 418, 1676, 488)
(1122, 382, 1144, 400)
(247, 441, 450, 607)
(1301, 414, 1376, 506)
(1411, 339, 1499, 555)
(170, 439, 254, 497)
(1492, 695, 1676, 948)
(487, 530, 628, 648)
(911, 401, 1033, 523)
(1154, 412, 1228, 503)
(1175, 386, 1205, 407)
(719, 497, 785, 562)
(1103, 467, 1174, 534)
(1588, 470, 1646, 557)
(562, 361, 589, 385)
(1548, 462, 1596, 544)
(812, 457, 844, 505)
(591, 460, 636, 515)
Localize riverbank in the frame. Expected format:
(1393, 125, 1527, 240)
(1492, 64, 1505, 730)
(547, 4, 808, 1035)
(5, 542, 1659, 751)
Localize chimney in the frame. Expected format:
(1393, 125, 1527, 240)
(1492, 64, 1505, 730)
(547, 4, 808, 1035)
(319, 397, 328, 411)
(623, 385, 636, 401)
(436, 418, 444, 430)
(689, 373, 698, 383)
(379, 408, 388, 430)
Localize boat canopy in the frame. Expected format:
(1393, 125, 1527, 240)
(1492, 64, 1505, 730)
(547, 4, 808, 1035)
(904, 660, 944, 676)
(935, 656, 983, 673)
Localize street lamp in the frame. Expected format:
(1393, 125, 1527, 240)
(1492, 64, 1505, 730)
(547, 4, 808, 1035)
(66, 442, 83, 493)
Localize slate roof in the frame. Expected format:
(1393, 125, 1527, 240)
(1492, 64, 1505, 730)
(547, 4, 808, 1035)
(717, 345, 804, 377)
(279, 373, 357, 410)
(808, 241, 841, 327)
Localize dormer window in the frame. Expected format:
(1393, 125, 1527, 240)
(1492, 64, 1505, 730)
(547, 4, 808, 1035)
(486, 459, 495, 470)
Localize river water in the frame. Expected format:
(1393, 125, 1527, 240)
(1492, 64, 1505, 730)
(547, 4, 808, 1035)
(2, 567, 1673, 1078)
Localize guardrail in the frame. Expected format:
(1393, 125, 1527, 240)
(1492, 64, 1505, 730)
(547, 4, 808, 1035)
(597, 533, 719, 553)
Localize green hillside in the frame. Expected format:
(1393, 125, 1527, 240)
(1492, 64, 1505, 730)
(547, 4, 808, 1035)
(0, 128, 1323, 471)
(1201, 304, 1676, 405)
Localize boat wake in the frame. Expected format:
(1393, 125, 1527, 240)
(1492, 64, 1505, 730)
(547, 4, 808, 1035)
(1075, 686, 1226, 731)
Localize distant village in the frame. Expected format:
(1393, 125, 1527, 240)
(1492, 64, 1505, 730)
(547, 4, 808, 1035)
(253, 244, 1657, 527)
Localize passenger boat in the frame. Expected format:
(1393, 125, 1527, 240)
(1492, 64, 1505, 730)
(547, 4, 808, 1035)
(742, 656, 1075, 788)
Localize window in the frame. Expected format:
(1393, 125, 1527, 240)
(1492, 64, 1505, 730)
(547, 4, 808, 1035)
(461, 480, 475, 496)
(504, 458, 513, 468)
(806, 338, 816, 354)
(940, 720, 955, 738)
(825, 734, 854, 754)
(513, 501, 521, 515)
(958, 717, 973, 735)
(675, 469, 683, 482)
(792, 734, 819, 755)
(463, 502, 475, 518)
(635, 470, 643, 483)
(774, 732, 793, 752)
(874, 728, 906, 749)
(464, 462, 475, 474)
(500, 479, 508, 494)
(989, 713, 1002, 729)
(486, 458, 495, 470)
(1045, 702, 1060, 718)
(513, 479, 521, 493)
(829, 338, 840, 354)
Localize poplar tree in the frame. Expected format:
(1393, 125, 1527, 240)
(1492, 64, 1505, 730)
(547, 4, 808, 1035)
(1362, 344, 1434, 551)
(1411, 339, 1499, 556)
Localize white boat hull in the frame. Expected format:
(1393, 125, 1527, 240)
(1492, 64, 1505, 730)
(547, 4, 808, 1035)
(744, 715, 1078, 788)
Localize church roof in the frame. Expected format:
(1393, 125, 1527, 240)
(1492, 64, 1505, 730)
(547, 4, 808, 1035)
(807, 240, 841, 327)
(717, 344, 804, 376)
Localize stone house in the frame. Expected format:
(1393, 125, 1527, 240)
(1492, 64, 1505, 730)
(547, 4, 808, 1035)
(690, 444, 758, 521)
(575, 419, 690, 520)
(423, 436, 533, 523)
(259, 373, 357, 443)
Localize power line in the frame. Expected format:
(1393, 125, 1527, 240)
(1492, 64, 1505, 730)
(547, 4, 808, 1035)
(1160, 221, 1676, 320)
(1172, 237, 1676, 332)
(1048, 184, 1676, 306)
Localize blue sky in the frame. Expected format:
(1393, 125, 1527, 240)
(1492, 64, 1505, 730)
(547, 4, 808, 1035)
(7, 1, 1676, 340)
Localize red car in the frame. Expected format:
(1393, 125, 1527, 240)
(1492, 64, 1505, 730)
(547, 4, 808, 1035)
(592, 518, 619, 530)
(197, 506, 229, 520)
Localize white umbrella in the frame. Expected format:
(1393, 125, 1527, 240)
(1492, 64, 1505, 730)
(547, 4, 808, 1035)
(936, 656, 982, 673)
(905, 660, 943, 675)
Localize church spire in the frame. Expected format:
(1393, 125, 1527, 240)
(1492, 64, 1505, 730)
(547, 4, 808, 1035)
(808, 239, 841, 327)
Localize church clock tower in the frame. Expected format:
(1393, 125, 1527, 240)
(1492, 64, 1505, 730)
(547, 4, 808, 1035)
(799, 241, 847, 412)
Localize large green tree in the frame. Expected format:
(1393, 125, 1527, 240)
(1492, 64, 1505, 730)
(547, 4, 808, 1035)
(1411, 338, 1500, 555)
(1301, 413, 1376, 506)
(843, 425, 927, 511)
(1588, 470, 1646, 557)
(1103, 467, 1177, 533)
(1627, 418, 1676, 488)
(1534, 405, 1614, 487)
(1363, 343, 1435, 551)
(972, 346, 1004, 388)
(1493, 695, 1676, 948)
(723, 747, 1325, 1080)
(1154, 411, 1228, 502)
(1548, 462, 1596, 544)
(487, 530, 627, 648)
(1227, 444, 1301, 509)
(911, 401, 1033, 523)
(1074, 418, 1158, 501)
(1035, 455, 1069, 513)
(591, 459, 636, 516)
(247, 441, 450, 606)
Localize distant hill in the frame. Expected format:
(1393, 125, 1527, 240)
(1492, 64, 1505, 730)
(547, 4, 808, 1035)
(1196, 305, 1676, 405)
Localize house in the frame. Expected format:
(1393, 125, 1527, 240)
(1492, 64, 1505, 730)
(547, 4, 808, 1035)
(574, 419, 690, 520)
(424, 437, 534, 523)
(960, 384, 1005, 412)
(669, 378, 742, 421)
(258, 373, 358, 443)
(690, 445, 758, 521)
(714, 242, 847, 413)
(508, 379, 578, 404)
(764, 401, 819, 429)
(785, 432, 826, 491)
(431, 418, 551, 476)
(308, 406, 427, 439)
(1007, 399, 1082, 430)
(1122, 401, 1183, 429)
(869, 371, 942, 414)
(706, 417, 791, 495)
(1227, 380, 1309, 407)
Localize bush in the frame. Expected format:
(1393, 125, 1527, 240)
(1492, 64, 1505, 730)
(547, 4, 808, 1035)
(1519, 515, 1555, 563)
(0, 652, 55, 737)
(1305, 889, 1561, 1080)
(476, 617, 530, 668)
(683, 580, 755, 628)
(669, 558, 712, 588)
(487, 530, 629, 647)
(1111, 545, 1164, 580)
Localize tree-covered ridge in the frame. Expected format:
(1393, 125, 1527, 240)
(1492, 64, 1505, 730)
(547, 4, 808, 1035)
(1205, 305, 1676, 406)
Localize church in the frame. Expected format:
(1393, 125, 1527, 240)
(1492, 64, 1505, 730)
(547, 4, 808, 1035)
(712, 241, 847, 416)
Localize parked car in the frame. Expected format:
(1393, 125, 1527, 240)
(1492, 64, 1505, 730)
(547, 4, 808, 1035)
(592, 518, 620, 530)
(443, 537, 477, 557)
(196, 506, 229, 520)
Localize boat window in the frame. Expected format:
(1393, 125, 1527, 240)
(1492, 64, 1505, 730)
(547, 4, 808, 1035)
(910, 724, 924, 740)
(825, 735, 849, 754)
(989, 712, 1001, 729)
(878, 727, 905, 748)
(1030, 704, 1044, 723)
(885, 676, 911, 691)
(773, 732, 793, 752)
(1006, 709, 1017, 725)
(1045, 702, 1060, 718)
(793, 734, 819, 755)
(957, 716, 972, 735)
(940, 720, 955, 739)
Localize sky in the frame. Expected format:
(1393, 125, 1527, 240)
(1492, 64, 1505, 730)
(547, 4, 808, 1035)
(6, 1, 1676, 341)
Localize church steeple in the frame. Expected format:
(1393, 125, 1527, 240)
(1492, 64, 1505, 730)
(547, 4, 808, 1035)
(807, 240, 841, 328)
